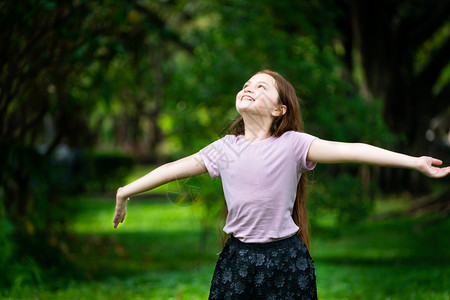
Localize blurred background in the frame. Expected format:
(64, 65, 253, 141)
(1, 0, 449, 298)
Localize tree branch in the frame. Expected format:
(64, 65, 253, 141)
(402, 3, 450, 50)
(131, 2, 194, 53)
(16, 104, 48, 142)
(415, 36, 450, 94)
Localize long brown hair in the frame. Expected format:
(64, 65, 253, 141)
(227, 70, 311, 251)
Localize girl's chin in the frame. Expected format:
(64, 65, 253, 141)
(235, 105, 253, 115)
(236, 101, 257, 111)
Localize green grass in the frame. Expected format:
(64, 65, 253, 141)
(312, 216, 450, 299)
(2, 196, 449, 299)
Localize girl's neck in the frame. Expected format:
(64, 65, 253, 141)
(241, 115, 272, 142)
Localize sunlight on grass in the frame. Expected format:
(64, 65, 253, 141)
(373, 192, 412, 215)
(70, 197, 202, 234)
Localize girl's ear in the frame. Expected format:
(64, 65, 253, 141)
(273, 105, 287, 117)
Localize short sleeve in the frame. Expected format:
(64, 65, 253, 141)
(199, 138, 225, 178)
(288, 131, 317, 173)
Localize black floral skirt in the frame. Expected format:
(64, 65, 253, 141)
(209, 234, 317, 299)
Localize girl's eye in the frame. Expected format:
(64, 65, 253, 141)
(258, 85, 265, 89)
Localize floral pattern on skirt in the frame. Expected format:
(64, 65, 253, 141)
(209, 234, 317, 299)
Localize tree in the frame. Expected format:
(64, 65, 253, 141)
(0, 0, 194, 285)
(334, 0, 450, 192)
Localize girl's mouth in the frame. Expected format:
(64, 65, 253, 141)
(241, 95, 255, 101)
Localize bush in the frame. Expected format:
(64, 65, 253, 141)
(0, 143, 136, 289)
(308, 173, 375, 227)
(0, 142, 70, 288)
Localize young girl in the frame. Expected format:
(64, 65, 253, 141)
(113, 70, 449, 299)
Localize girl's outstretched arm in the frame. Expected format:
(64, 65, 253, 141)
(307, 139, 450, 178)
(113, 153, 207, 228)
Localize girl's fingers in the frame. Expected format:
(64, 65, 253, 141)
(113, 211, 123, 227)
(441, 166, 450, 176)
(113, 205, 127, 227)
(113, 200, 128, 227)
(430, 166, 450, 178)
(431, 158, 443, 166)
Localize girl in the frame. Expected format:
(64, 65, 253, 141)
(113, 70, 450, 299)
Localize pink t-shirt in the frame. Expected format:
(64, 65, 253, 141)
(199, 131, 317, 243)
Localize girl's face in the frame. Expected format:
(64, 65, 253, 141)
(236, 73, 285, 118)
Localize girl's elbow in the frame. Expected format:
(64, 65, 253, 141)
(116, 187, 127, 199)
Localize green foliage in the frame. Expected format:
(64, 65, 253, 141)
(0, 142, 76, 288)
(0, 208, 14, 275)
(158, 0, 395, 157)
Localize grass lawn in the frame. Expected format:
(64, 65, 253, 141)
(313, 216, 450, 299)
(2, 195, 449, 299)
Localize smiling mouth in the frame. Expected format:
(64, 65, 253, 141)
(241, 95, 255, 101)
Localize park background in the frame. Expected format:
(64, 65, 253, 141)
(1, 0, 450, 299)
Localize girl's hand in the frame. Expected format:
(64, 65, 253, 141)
(416, 156, 450, 178)
(113, 188, 129, 228)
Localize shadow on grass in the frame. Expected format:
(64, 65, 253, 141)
(315, 255, 448, 267)
(67, 230, 220, 280)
